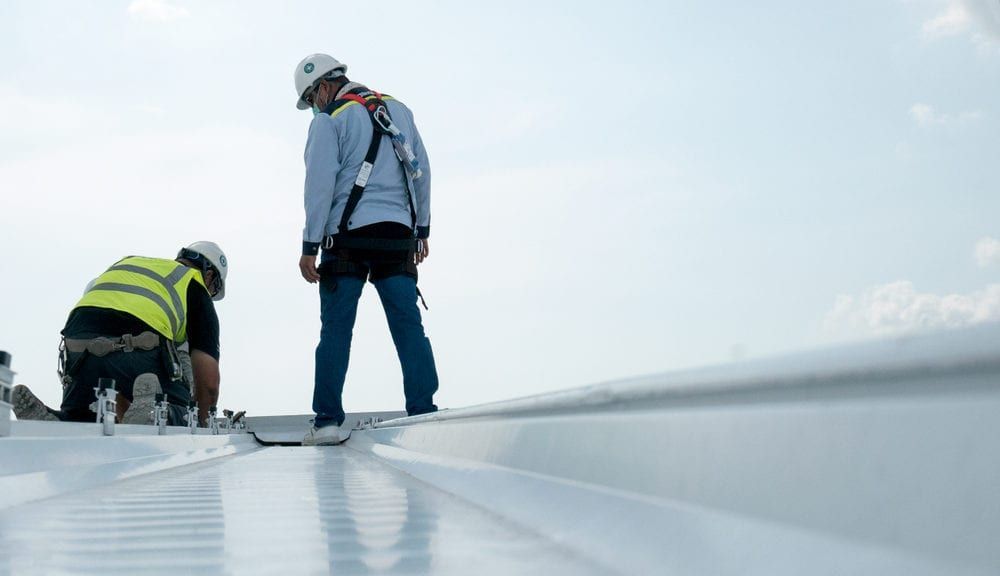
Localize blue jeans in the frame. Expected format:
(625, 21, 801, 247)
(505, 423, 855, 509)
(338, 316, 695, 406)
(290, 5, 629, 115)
(313, 272, 438, 428)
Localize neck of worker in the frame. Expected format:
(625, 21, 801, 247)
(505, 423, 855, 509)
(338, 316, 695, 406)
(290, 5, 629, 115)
(335, 80, 364, 100)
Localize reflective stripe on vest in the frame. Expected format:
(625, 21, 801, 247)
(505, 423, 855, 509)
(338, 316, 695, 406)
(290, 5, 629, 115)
(74, 256, 208, 342)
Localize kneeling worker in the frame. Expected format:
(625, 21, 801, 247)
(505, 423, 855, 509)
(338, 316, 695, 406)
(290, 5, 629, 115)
(13, 242, 227, 426)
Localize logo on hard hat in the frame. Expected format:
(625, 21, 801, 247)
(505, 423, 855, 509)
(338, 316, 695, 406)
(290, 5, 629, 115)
(304, 62, 314, 74)
(219, 255, 228, 267)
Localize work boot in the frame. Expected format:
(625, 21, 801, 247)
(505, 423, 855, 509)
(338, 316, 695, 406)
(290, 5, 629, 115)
(122, 373, 160, 425)
(302, 425, 346, 446)
(11, 385, 59, 422)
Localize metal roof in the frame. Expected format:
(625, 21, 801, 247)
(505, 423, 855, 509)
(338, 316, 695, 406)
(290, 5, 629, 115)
(2, 324, 999, 575)
(0, 442, 610, 575)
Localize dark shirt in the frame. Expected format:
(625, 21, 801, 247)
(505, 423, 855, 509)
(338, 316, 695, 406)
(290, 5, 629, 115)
(63, 280, 221, 360)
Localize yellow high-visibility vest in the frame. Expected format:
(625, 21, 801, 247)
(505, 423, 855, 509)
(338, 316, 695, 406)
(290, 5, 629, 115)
(74, 256, 208, 343)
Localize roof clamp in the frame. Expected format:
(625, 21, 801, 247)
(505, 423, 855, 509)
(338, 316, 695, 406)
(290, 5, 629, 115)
(153, 394, 169, 435)
(208, 406, 220, 435)
(90, 378, 117, 436)
(355, 416, 383, 430)
(185, 401, 199, 434)
(220, 410, 233, 434)
(225, 410, 246, 433)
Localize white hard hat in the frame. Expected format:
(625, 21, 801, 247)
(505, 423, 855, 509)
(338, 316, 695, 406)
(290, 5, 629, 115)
(294, 53, 347, 110)
(178, 241, 228, 301)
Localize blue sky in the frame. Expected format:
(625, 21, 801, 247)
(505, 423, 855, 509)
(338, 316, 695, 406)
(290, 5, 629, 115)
(1, 0, 999, 416)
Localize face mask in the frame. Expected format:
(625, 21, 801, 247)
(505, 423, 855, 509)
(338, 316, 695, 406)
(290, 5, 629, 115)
(310, 84, 327, 116)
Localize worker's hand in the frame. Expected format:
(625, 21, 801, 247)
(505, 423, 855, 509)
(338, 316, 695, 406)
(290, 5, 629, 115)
(415, 239, 429, 266)
(299, 255, 320, 283)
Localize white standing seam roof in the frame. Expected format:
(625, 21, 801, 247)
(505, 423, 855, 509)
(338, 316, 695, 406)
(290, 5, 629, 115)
(1, 323, 999, 575)
(0, 446, 609, 575)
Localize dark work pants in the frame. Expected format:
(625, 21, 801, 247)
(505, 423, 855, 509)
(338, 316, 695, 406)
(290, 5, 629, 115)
(313, 272, 439, 428)
(60, 348, 190, 425)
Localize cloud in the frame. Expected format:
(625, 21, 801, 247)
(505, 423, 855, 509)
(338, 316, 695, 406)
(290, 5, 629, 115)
(825, 237, 1000, 337)
(922, 0, 1000, 45)
(923, 1, 972, 37)
(127, 0, 190, 22)
(976, 236, 1000, 268)
(909, 102, 982, 126)
(824, 281, 1000, 337)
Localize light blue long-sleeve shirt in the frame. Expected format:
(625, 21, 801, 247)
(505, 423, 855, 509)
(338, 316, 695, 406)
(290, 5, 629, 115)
(302, 87, 431, 255)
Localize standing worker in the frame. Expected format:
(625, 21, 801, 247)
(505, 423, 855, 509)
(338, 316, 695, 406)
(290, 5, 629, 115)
(12, 242, 227, 427)
(293, 53, 439, 446)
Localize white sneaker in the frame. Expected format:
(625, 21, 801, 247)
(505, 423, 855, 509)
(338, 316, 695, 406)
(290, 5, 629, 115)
(122, 373, 160, 425)
(302, 425, 346, 446)
(12, 385, 59, 421)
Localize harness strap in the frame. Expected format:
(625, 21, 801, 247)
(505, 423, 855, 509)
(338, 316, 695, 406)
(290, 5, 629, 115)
(416, 286, 428, 310)
(59, 339, 87, 387)
(162, 339, 183, 382)
(322, 236, 415, 252)
(336, 89, 388, 236)
(324, 87, 419, 252)
(64, 332, 161, 356)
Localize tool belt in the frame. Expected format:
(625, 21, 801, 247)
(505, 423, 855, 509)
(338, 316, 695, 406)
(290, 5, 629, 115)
(63, 332, 161, 357)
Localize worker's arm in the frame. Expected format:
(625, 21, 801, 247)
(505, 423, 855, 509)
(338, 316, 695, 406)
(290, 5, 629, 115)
(190, 348, 220, 426)
(183, 281, 221, 425)
(301, 114, 341, 282)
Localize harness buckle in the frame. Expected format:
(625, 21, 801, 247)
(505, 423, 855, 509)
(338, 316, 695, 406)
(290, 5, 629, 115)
(372, 106, 396, 135)
(121, 334, 135, 353)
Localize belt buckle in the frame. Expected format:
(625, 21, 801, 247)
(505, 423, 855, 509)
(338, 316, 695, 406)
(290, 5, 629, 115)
(137, 332, 158, 350)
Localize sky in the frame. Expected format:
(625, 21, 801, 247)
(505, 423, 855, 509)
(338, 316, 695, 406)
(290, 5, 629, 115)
(1, 0, 999, 417)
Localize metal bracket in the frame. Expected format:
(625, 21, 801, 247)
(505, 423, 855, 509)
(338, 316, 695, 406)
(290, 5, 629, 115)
(208, 407, 219, 435)
(185, 401, 198, 434)
(355, 416, 384, 430)
(91, 378, 117, 436)
(153, 394, 169, 435)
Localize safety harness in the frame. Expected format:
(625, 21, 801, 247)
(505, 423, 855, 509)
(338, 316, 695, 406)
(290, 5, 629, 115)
(318, 87, 428, 308)
(321, 87, 418, 254)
